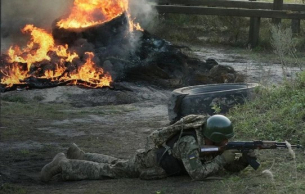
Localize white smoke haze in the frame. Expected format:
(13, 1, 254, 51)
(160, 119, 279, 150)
(1, 0, 157, 53)
(128, 0, 157, 30)
(1, 0, 73, 52)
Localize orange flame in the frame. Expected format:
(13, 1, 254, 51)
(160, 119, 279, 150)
(41, 63, 66, 80)
(57, 0, 143, 32)
(128, 13, 144, 32)
(0, 63, 28, 87)
(7, 24, 79, 71)
(57, 0, 129, 29)
(59, 52, 112, 87)
(1, 25, 112, 88)
(7, 25, 54, 70)
(0, 0, 147, 89)
(133, 22, 143, 31)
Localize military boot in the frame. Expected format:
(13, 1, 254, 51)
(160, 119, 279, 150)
(67, 143, 85, 159)
(40, 153, 67, 182)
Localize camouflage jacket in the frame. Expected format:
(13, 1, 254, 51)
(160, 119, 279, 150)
(171, 135, 249, 180)
(148, 115, 249, 180)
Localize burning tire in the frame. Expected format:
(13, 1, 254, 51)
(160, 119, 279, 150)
(168, 83, 259, 123)
(52, 13, 129, 46)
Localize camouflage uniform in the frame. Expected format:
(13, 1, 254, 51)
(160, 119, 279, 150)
(59, 115, 249, 181)
(60, 149, 167, 180)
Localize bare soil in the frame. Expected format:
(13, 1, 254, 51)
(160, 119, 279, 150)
(191, 45, 302, 85)
(0, 45, 303, 194)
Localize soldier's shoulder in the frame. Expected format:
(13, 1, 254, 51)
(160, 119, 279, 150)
(179, 135, 197, 143)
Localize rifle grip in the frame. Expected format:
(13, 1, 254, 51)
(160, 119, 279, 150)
(246, 156, 260, 170)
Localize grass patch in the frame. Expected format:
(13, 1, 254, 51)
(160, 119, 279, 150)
(151, 9, 305, 52)
(19, 149, 30, 155)
(32, 95, 44, 101)
(1, 101, 74, 120)
(1, 95, 27, 103)
(228, 79, 305, 143)
(213, 70, 305, 194)
(1, 101, 135, 122)
(0, 183, 27, 194)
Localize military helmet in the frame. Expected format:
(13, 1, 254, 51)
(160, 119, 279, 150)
(203, 115, 234, 143)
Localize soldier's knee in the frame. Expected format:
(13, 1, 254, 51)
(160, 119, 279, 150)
(135, 149, 157, 169)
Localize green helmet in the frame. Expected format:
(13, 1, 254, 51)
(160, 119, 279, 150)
(203, 115, 234, 143)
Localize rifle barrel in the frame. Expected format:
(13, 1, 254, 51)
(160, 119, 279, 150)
(275, 142, 303, 149)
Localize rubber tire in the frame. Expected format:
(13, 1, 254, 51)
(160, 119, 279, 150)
(168, 83, 259, 123)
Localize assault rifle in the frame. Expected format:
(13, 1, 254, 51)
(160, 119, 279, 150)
(200, 141, 303, 170)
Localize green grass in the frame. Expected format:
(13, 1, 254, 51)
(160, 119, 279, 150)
(2, 79, 305, 194)
(228, 74, 305, 143)
(2, 8, 305, 192)
(1, 101, 72, 121)
(199, 71, 305, 194)
(151, 6, 305, 51)
(1, 100, 136, 121)
(0, 183, 27, 194)
(1, 95, 28, 103)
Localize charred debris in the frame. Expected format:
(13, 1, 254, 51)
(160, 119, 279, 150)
(0, 13, 243, 92)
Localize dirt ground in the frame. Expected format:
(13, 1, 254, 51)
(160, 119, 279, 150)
(192, 45, 302, 85)
(0, 45, 303, 194)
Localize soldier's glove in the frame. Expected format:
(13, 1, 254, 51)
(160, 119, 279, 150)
(246, 149, 257, 158)
(242, 149, 257, 161)
(221, 149, 238, 164)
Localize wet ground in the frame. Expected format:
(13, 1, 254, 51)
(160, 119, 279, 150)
(0, 45, 304, 194)
(192, 45, 302, 85)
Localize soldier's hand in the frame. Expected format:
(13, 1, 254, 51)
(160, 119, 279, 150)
(244, 149, 257, 159)
(221, 149, 238, 164)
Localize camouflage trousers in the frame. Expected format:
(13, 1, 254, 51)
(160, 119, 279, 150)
(60, 149, 167, 181)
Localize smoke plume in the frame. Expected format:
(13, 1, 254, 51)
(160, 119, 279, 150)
(128, 0, 157, 29)
(1, 0, 157, 53)
(1, 0, 73, 52)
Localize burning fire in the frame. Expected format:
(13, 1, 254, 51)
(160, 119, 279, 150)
(0, 0, 146, 90)
(57, 0, 142, 31)
(59, 52, 112, 88)
(7, 25, 78, 71)
(57, 0, 143, 31)
(57, 0, 128, 29)
(1, 24, 112, 88)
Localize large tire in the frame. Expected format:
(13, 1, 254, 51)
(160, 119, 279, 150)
(168, 83, 259, 123)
